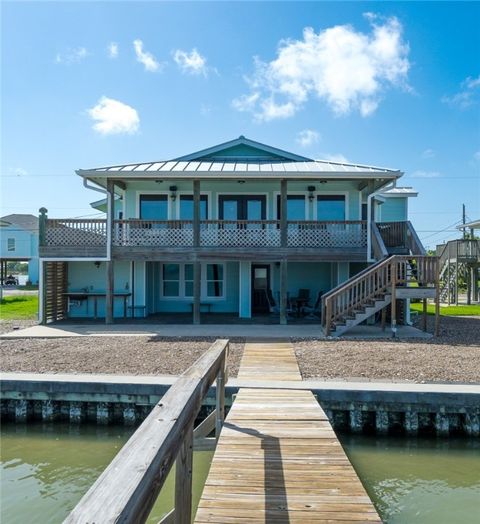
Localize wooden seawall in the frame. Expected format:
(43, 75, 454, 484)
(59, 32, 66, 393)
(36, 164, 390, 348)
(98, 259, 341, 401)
(195, 342, 381, 522)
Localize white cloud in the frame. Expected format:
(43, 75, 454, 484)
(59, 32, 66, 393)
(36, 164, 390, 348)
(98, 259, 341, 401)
(107, 42, 118, 59)
(87, 97, 140, 135)
(421, 148, 435, 159)
(173, 48, 208, 76)
(55, 47, 88, 64)
(320, 153, 349, 163)
(474, 151, 480, 162)
(133, 39, 162, 72)
(8, 167, 28, 177)
(411, 170, 441, 178)
(296, 129, 321, 147)
(442, 75, 480, 109)
(233, 14, 410, 121)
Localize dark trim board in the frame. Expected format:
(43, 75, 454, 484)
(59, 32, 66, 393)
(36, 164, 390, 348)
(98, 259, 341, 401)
(111, 246, 368, 262)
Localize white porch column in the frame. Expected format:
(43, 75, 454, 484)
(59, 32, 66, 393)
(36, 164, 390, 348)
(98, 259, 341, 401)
(238, 261, 251, 318)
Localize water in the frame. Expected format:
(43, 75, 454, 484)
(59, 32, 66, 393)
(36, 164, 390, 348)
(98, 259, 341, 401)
(341, 434, 480, 523)
(1, 425, 480, 523)
(0, 423, 213, 524)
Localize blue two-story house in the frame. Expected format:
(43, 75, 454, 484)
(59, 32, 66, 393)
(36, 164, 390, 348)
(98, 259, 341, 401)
(39, 137, 437, 336)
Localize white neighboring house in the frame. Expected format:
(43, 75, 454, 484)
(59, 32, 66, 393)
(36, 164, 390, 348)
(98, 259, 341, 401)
(0, 214, 39, 285)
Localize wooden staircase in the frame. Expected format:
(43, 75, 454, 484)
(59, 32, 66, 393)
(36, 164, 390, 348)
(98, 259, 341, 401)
(321, 222, 438, 337)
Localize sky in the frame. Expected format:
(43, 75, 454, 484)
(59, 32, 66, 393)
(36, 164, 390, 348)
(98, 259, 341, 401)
(1, 1, 479, 249)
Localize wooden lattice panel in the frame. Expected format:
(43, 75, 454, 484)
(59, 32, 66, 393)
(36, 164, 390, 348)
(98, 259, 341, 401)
(46, 220, 107, 246)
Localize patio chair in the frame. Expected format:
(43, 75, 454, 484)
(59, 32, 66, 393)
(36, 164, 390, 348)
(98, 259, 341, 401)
(303, 291, 323, 320)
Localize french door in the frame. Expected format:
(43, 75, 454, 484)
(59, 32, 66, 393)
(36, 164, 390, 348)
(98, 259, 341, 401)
(219, 195, 266, 224)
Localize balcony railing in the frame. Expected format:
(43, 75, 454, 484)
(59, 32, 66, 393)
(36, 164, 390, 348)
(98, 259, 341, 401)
(112, 219, 367, 248)
(42, 218, 367, 250)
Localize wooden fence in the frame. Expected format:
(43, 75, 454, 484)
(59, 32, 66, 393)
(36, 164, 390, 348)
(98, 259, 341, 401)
(64, 339, 229, 524)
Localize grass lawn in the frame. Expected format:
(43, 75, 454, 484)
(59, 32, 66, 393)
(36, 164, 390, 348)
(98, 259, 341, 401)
(0, 295, 39, 320)
(410, 302, 480, 316)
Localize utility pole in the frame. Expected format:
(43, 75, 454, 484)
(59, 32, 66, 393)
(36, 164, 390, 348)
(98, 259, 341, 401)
(462, 203, 466, 239)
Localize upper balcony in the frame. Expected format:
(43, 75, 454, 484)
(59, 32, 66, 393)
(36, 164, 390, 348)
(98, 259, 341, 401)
(40, 218, 368, 261)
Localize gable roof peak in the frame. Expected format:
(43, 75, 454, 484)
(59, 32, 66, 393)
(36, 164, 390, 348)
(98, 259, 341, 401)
(175, 136, 313, 163)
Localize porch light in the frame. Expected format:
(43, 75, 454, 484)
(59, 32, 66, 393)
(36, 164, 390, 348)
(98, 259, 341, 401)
(319, 180, 327, 184)
(237, 180, 246, 184)
(169, 185, 178, 201)
(94, 261, 101, 268)
(307, 186, 316, 202)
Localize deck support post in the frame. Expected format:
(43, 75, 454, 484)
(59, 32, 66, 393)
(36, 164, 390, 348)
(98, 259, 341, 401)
(105, 261, 114, 324)
(280, 259, 288, 325)
(390, 260, 397, 338)
(422, 298, 427, 331)
(193, 262, 201, 325)
(105, 179, 115, 324)
(434, 258, 440, 336)
(215, 350, 227, 439)
(381, 306, 386, 331)
(280, 178, 287, 248)
(174, 423, 193, 524)
(193, 180, 201, 325)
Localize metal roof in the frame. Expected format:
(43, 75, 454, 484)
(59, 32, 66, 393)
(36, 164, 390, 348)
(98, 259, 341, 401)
(0, 214, 39, 231)
(457, 219, 480, 230)
(78, 159, 401, 178)
(382, 187, 418, 197)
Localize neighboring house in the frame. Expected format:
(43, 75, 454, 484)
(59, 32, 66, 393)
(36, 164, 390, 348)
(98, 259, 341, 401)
(38, 136, 436, 334)
(0, 214, 39, 284)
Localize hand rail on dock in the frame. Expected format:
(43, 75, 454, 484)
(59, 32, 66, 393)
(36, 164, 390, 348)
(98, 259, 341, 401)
(64, 338, 229, 524)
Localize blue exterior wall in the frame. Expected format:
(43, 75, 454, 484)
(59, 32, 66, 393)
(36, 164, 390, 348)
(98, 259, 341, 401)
(380, 197, 408, 222)
(0, 224, 39, 284)
(123, 179, 362, 221)
(66, 261, 130, 318)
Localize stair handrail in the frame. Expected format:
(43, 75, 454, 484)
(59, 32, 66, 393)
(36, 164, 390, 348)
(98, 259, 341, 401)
(406, 221, 426, 255)
(322, 255, 438, 336)
(322, 256, 395, 334)
(371, 222, 389, 260)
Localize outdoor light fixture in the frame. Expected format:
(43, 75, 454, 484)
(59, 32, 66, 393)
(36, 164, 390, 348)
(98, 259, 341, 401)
(308, 186, 316, 202)
(169, 185, 178, 201)
(237, 180, 246, 184)
(94, 261, 101, 268)
(319, 179, 327, 184)
(155, 179, 163, 184)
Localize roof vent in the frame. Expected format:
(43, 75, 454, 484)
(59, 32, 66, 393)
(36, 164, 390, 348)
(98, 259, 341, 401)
(239, 135, 245, 139)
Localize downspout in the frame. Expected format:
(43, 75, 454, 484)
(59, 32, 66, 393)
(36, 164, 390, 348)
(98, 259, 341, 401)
(367, 177, 397, 262)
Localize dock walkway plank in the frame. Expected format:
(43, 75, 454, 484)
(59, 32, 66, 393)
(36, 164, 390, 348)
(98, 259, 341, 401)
(194, 342, 381, 523)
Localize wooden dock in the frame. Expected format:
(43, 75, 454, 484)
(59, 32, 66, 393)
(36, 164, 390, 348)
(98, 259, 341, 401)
(194, 342, 381, 523)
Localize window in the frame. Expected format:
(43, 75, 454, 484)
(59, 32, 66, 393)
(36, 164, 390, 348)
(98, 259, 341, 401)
(140, 194, 168, 220)
(162, 264, 180, 297)
(161, 263, 225, 299)
(206, 264, 223, 297)
(276, 195, 306, 220)
(7, 238, 15, 251)
(179, 195, 208, 220)
(317, 195, 346, 221)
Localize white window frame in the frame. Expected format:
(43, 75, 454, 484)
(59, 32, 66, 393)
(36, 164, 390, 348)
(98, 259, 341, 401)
(160, 262, 226, 301)
(175, 191, 212, 220)
(314, 191, 350, 221)
(135, 191, 172, 219)
(272, 191, 309, 220)
(7, 238, 15, 251)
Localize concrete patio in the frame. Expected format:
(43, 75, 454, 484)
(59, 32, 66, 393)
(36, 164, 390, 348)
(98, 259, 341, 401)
(1, 322, 432, 339)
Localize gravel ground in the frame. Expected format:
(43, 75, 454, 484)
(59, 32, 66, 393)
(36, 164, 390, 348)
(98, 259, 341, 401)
(295, 315, 480, 383)
(0, 319, 38, 335)
(1, 316, 479, 383)
(0, 336, 244, 378)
